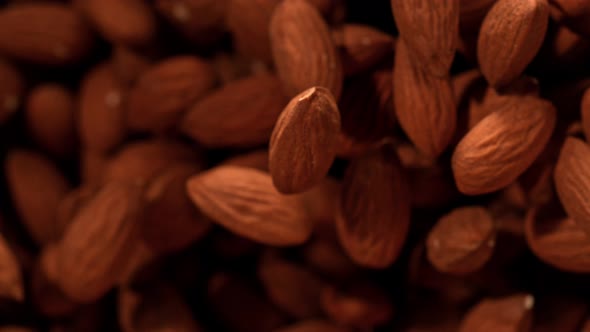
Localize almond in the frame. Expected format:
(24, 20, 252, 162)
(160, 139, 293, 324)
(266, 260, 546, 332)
(426, 206, 496, 275)
(186, 165, 313, 246)
(269, 86, 341, 194)
(393, 40, 457, 158)
(0, 233, 23, 302)
(0, 59, 23, 124)
(180, 73, 287, 148)
(391, 0, 459, 77)
(477, 0, 549, 88)
(127, 56, 217, 133)
(270, 0, 343, 99)
(452, 96, 556, 195)
(111, 46, 152, 86)
(337, 146, 410, 268)
(459, 294, 534, 332)
(5, 150, 70, 245)
(54, 181, 145, 302)
(0, 3, 93, 65)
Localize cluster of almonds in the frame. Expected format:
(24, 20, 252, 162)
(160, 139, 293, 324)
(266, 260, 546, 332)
(2, 0, 590, 331)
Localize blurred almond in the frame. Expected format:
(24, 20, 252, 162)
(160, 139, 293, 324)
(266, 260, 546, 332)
(0, 234, 23, 302)
(0, 59, 23, 124)
(111, 46, 152, 86)
(459, 294, 534, 332)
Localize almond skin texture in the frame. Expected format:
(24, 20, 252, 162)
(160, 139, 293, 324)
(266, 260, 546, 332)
(554, 137, 590, 234)
(180, 73, 287, 148)
(80, 0, 156, 46)
(337, 146, 410, 268)
(186, 166, 313, 246)
(391, 0, 459, 77)
(452, 96, 556, 195)
(269, 87, 341, 194)
(0, 3, 93, 65)
(55, 181, 144, 302)
(426, 206, 496, 275)
(0, 59, 24, 124)
(477, 0, 549, 88)
(394, 40, 457, 158)
(5, 150, 70, 245)
(270, 0, 343, 99)
(459, 294, 534, 332)
(127, 56, 217, 133)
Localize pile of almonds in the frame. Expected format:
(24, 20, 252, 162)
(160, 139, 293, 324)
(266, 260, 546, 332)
(2, 0, 590, 331)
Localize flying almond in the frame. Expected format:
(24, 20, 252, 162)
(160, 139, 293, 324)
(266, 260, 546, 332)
(269, 87, 341, 194)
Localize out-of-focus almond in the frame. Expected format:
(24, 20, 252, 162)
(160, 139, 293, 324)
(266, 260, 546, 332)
(0, 59, 23, 124)
(0, 233, 23, 302)
(111, 46, 152, 86)
(459, 294, 534, 332)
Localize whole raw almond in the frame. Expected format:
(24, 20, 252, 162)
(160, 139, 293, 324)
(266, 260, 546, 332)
(477, 0, 549, 88)
(0, 233, 23, 302)
(394, 40, 457, 158)
(5, 150, 70, 245)
(269, 86, 341, 194)
(337, 146, 410, 268)
(270, 0, 343, 99)
(180, 73, 287, 148)
(55, 181, 145, 302)
(127, 56, 217, 133)
(186, 165, 313, 246)
(0, 59, 23, 124)
(459, 294, 534, 332)
(452, 96, 556, 195)
(554, 137, 590, 234)
(391, 0, 459, 77)
(0, 3, 93, 65)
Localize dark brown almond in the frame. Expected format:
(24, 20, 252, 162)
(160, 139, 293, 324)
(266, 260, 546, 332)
(477, 0, 549, 88)
(186, 165, 312, 246)
(452, 96, 556, 195)
(302, 237, 359, 280)
(5, 150, 70, 245)
(127, 56, 217, 133)
(0, 58, 24, 124)
(180, 73, 287, 148)
(0, 3, 93, 65)
(55, 186, 96, 241)
(269, 87, 341, 194)
(111, 46, 152, 87)
(337, 146, 410, 268)
(79, 63, 127, 153)
(0, 233, 23, 302)
(549, 0, 590, 37)
(459, 294, 534, 332)
(426, 206, 496, 275)
(394, 40, 457, 158)
(25, 84, 76, 157)
(391, 0, 459, 76)
(80, 149, 108, 185)
(270, 0, 343, 99)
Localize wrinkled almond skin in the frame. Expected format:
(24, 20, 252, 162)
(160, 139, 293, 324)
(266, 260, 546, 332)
(55, 181, 145, 302)
(459, 294, 534, 332)
(477, 0, 549, 88)
(394, 40, 457, 158)
(269, 87, 341, 194)
(181, 73, 287, 148)
(127, 56, 217, 133)
(337, 146, 410, 268)
(426, 206, 496, 275)
(554, 137, 590, 234)
(80, 0, 156, 46)
(0, 59, 23, 124)
(187, 166, 313, 246)
(0, 3, 93, 65)
(5, 150, 70, 245)
(0, 234, 23, 302)
(391, 0, 459, 77)
(270, 0, 343, 99)
(452, 96, 556, 195)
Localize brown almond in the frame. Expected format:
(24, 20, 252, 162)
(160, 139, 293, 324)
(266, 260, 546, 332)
(0, 3, 93, 65)
(394, 40, 457, 158)
(269, 87, 341, 194)
(459, 294, 534, 332)
(55, 186, 96, 241)
(0, 59, 23, 124)
(477, 0, 549, 88)
(111, 46, 152, 86)
(79, 0, 156, 46)
(187, 165, 312, 246)
(0, 233, 23, 302)
(273, 320, 351, 332)
(302, 237, 359, 280)
(391, 0, 459, 77)
(5, 150, 70, 245)
(332, 24, 395, 76)
(127, 56, 217, 133)
(270, 0, 343, 99)
(554, 137, 590, 234)
(180, 73, 287, 148)
(79, 63, 127, 153)
(80, 149, 108, 185)
(336, 146, 410, 268)
(54, 181, 144, 302)
(426, 206, 496, 275)
(25, 84, 76, 157)
(452, 96, 556, 195)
